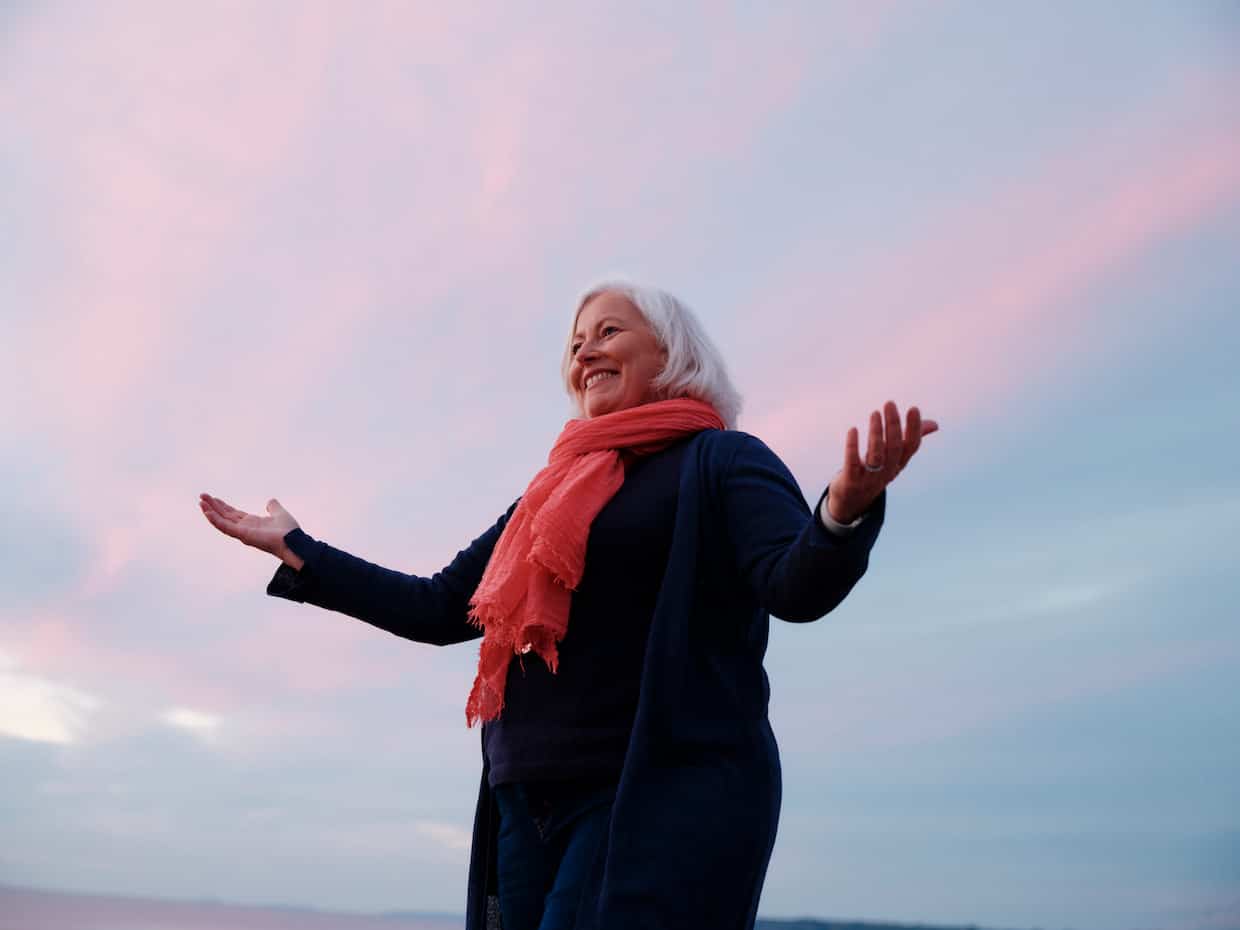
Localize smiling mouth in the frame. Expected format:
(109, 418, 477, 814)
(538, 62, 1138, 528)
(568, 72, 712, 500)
(585, 371, 619, 390)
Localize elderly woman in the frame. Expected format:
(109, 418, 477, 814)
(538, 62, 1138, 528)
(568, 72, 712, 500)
(199, 282, 937, 930)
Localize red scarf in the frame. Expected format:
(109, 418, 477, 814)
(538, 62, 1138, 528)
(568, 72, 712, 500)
(465, 397, 725, 726)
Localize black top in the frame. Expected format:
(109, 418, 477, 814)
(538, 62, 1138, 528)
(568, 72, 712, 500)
(481, 439, 690, 786)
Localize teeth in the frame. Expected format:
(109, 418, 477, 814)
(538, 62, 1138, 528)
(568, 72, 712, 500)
(586, 372, 617, 389)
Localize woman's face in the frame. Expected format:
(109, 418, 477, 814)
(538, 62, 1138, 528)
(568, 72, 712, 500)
(569, 292, 667, 418)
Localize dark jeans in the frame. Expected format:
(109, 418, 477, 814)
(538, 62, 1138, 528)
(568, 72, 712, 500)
(493, 777, 617, 930)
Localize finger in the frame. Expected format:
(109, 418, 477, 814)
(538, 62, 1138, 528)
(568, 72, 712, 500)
(200, 494, 231, 520)
(901, 406, 924, 469)
(215, 495, 246, 519)
(204, 499, 241, 526)
(883, 400, 902, 480)
(200, 501, 243, 539)
(865, 410, 883, 469)
(209, 495, 249, 523)
(844, 426, 862, 473)
(921, 418, 940, 435)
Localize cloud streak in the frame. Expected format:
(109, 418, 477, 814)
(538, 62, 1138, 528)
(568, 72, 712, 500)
(744, 67, 1240, 466)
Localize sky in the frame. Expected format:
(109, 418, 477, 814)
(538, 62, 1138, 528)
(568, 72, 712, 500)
(2, 2, 1239, 929)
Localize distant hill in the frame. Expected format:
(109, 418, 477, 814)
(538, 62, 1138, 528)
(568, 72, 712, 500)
(756, 921, 998, 930)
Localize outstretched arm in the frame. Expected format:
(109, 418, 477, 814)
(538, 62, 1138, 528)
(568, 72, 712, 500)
(198, 490, 517, 647)
(723, 433, 885, 622)
(723, 401, 937, 622)
(265, 501, 519, 646)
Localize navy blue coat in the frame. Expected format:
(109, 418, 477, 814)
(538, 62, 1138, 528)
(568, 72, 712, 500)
(268, 428, 885, 930)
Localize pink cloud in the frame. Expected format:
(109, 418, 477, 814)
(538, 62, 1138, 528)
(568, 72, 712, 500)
(456, 1, 914, 259)
(741, 69, 1240, 467)
(4, 1, 916, 706)
(7, 5, 342, 433)
(2, 605, 470, 758)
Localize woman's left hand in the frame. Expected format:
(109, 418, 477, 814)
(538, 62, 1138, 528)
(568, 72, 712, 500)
(827, 400, 939, 524)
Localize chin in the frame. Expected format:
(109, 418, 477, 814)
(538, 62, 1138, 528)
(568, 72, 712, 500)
(581, 384, 645, 418)
(581, 391, 614, 419)
(584, 399, 624, 418)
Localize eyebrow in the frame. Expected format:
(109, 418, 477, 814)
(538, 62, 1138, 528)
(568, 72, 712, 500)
(572, 317, 622, 341)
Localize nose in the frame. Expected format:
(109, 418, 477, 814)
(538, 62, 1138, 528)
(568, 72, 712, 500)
(572, 343, 603, 390)
(574, 337, 604, 364)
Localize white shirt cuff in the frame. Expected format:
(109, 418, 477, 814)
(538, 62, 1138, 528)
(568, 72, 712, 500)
(818, 485, 867, 536)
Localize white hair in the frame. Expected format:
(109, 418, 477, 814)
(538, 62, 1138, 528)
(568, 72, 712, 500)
(560, 280, 743, 429)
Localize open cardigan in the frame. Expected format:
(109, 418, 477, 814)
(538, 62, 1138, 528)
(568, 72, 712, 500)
(267, 428, 885, 930)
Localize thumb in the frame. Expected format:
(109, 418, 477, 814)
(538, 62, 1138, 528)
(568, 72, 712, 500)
(266, 498, 285, 515)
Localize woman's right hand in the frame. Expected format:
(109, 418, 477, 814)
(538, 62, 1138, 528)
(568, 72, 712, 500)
(199, 493, 305, 571)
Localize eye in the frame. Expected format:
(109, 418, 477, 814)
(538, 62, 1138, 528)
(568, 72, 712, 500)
(570, 342, 582, 356)
(601, 325, 619, 337)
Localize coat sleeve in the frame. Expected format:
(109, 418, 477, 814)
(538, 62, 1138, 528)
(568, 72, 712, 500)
(720, 432, 884, 622)
(265, 500, 519, 646)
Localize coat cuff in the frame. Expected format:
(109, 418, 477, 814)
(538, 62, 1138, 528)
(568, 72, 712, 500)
(815, 484, 869, 537)
(265, 528, 323, 601)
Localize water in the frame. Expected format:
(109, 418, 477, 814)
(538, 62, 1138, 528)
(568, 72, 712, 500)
(0, 885, 462, 930)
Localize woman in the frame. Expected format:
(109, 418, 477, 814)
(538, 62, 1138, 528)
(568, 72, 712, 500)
(199, 282, 938, 930)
